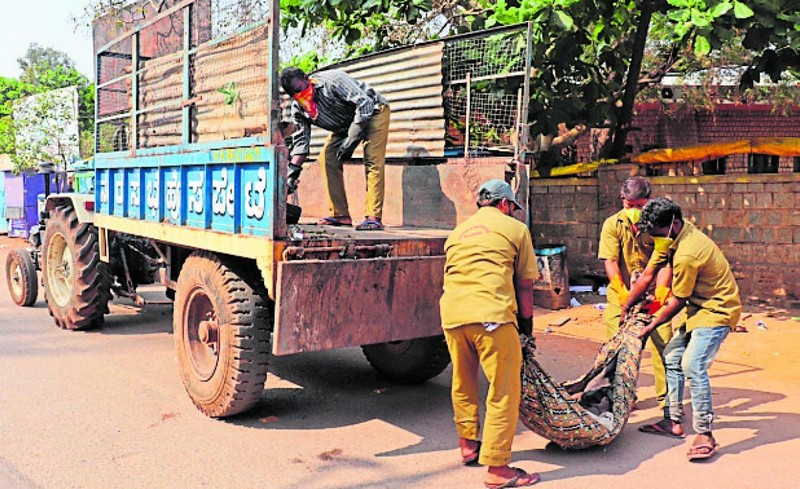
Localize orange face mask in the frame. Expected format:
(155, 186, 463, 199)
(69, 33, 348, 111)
(293, 84, 318, 120)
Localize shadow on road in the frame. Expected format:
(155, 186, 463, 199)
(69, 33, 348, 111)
(98, 302, 173, 336)
(223, 331, 795, 485)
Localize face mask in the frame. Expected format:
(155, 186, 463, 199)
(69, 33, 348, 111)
(652, 236, 673, 253)
(652, 216, 676, 253)
(623, 208, 641, 224)
(293, 84, 318, 120)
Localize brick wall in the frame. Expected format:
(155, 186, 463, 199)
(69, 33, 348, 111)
(531, 169, 800, 306)
(652, 174, 800, 305)
(575, 103, 800, 163)
(531, 178, 603, 280)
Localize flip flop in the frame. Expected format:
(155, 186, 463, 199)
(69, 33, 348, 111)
(317, 216, 352, 226)
(461, 441, 481, 466)
(638, 421, 686, 439)
(687, 442, 720, 461)
(484, 468, 540, 489)
(355, 218, 384, 231)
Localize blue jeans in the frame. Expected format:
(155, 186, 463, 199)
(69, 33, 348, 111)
(663, 325, 730, 433)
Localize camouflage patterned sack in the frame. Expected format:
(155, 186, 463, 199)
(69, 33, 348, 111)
(519, 305, 652, 449)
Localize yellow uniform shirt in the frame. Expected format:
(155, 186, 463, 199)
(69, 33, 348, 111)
(668, 221, 742, 331)
(598, 210, 665, 301)
(440, 206, 539, 329)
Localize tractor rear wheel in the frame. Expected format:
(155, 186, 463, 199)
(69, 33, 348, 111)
(41, 205, 112, 330)
(362, 335, 451, 384)
(174, 252, 270, 418)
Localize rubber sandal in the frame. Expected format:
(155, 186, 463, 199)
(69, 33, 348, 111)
(687, 442, 720, 461)
(461, 441, 481, 466)
(317, 216, 351, 226)
(484, 468, 540, 488)
(638, 420, 686, 439)
(355, 218, 384, 231)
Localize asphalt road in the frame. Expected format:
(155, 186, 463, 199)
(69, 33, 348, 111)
(1, 237, 799, 488)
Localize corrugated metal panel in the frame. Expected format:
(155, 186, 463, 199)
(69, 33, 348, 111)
(308, 41, 446, 159)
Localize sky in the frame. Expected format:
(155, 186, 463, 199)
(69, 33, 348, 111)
(0, 1, 95, 80)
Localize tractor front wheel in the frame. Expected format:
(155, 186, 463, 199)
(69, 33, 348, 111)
(5, 248, 38, 306)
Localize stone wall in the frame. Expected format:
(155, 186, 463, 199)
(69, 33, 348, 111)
(530, 177, 603, 280)
(652, 174, 800, 305)
(530, 167, 800, 305)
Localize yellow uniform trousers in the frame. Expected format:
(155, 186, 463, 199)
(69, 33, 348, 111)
(443, 322, 522, 467)
(605, 301, 672, 411)
(319, 104, 390, 220)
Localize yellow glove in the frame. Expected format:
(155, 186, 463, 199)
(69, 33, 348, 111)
(655, 285, 671, 304)
(645, 286, 672, 315)
(610, 275, 630, 304)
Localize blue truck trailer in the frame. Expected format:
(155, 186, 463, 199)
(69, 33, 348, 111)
(5, 0, 533, 418)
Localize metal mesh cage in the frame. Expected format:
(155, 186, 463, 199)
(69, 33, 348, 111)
(95, 0, 275, 153)
(442, 26, 528, 157)
(443, 28, 527, 83)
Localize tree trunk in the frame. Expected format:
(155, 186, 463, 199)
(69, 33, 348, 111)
(607, 1, 656, 160)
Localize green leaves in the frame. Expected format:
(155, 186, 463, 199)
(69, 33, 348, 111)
(216, 82, 238, 106)
(694, 34, 711, 56)
(554, 10, 574, 30)
(709, 1, 733, 18)
(733, 1, 754, 19)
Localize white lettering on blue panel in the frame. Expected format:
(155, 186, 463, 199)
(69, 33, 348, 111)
(244, 167, 266, 220)
(212, 168, 235, 217)
(147, 173, 160, 211)
(188, 173, 204, 215)
(99, 173, 109, 206)
(114, 178, 124, 206)
(165, 170, 181, 220)
(130, 179, 141, 205)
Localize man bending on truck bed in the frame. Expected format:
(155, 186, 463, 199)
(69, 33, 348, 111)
(280, 67, 391, 231)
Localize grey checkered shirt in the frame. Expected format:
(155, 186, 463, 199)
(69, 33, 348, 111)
(288, 69, 387, 157)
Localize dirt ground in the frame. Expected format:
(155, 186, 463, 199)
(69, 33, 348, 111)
(2, 233, 800, 488)
(529, 289, 800, 487)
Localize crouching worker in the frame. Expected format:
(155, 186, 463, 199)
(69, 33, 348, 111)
(440, 179, 540, 488)
(625, 197, 741, 461)
(280, 67, 390, 231)
(598, 176, 672, 411)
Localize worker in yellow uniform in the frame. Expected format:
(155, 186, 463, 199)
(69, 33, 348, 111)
(598, 176, 672, 411)
(627, 197, 741, 461)
(440, 179, 540, 489)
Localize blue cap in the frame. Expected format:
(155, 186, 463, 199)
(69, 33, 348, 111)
(478, 179, 522, 210)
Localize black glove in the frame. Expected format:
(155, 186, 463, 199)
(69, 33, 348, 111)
(517, 315, 533, 336)
(287, 163, 303, 194)
(336, 122, 366, 161)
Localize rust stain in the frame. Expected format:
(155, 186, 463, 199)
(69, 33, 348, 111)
(148, 412, 179, 428)
(317, 448, 343, 461)
(160, 412, 178, 422)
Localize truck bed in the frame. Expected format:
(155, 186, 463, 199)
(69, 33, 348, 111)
(275, 220, 450, 355)
(294, 221, 451, 240)
(281, 221, 450, 262)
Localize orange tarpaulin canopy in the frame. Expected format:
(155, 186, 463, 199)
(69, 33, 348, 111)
(632, 138, 800, 165)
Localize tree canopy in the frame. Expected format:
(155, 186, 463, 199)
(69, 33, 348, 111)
(1, 44, 95, 171)
(281, 0, 800, 159)
(77, 0, 799, 162)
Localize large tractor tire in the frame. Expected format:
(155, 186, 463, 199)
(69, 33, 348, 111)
(174, 251, 271, 418)
(362, 335, 451, 384)
(5, 248, 38, 306)
(41, 205, 112, 330)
